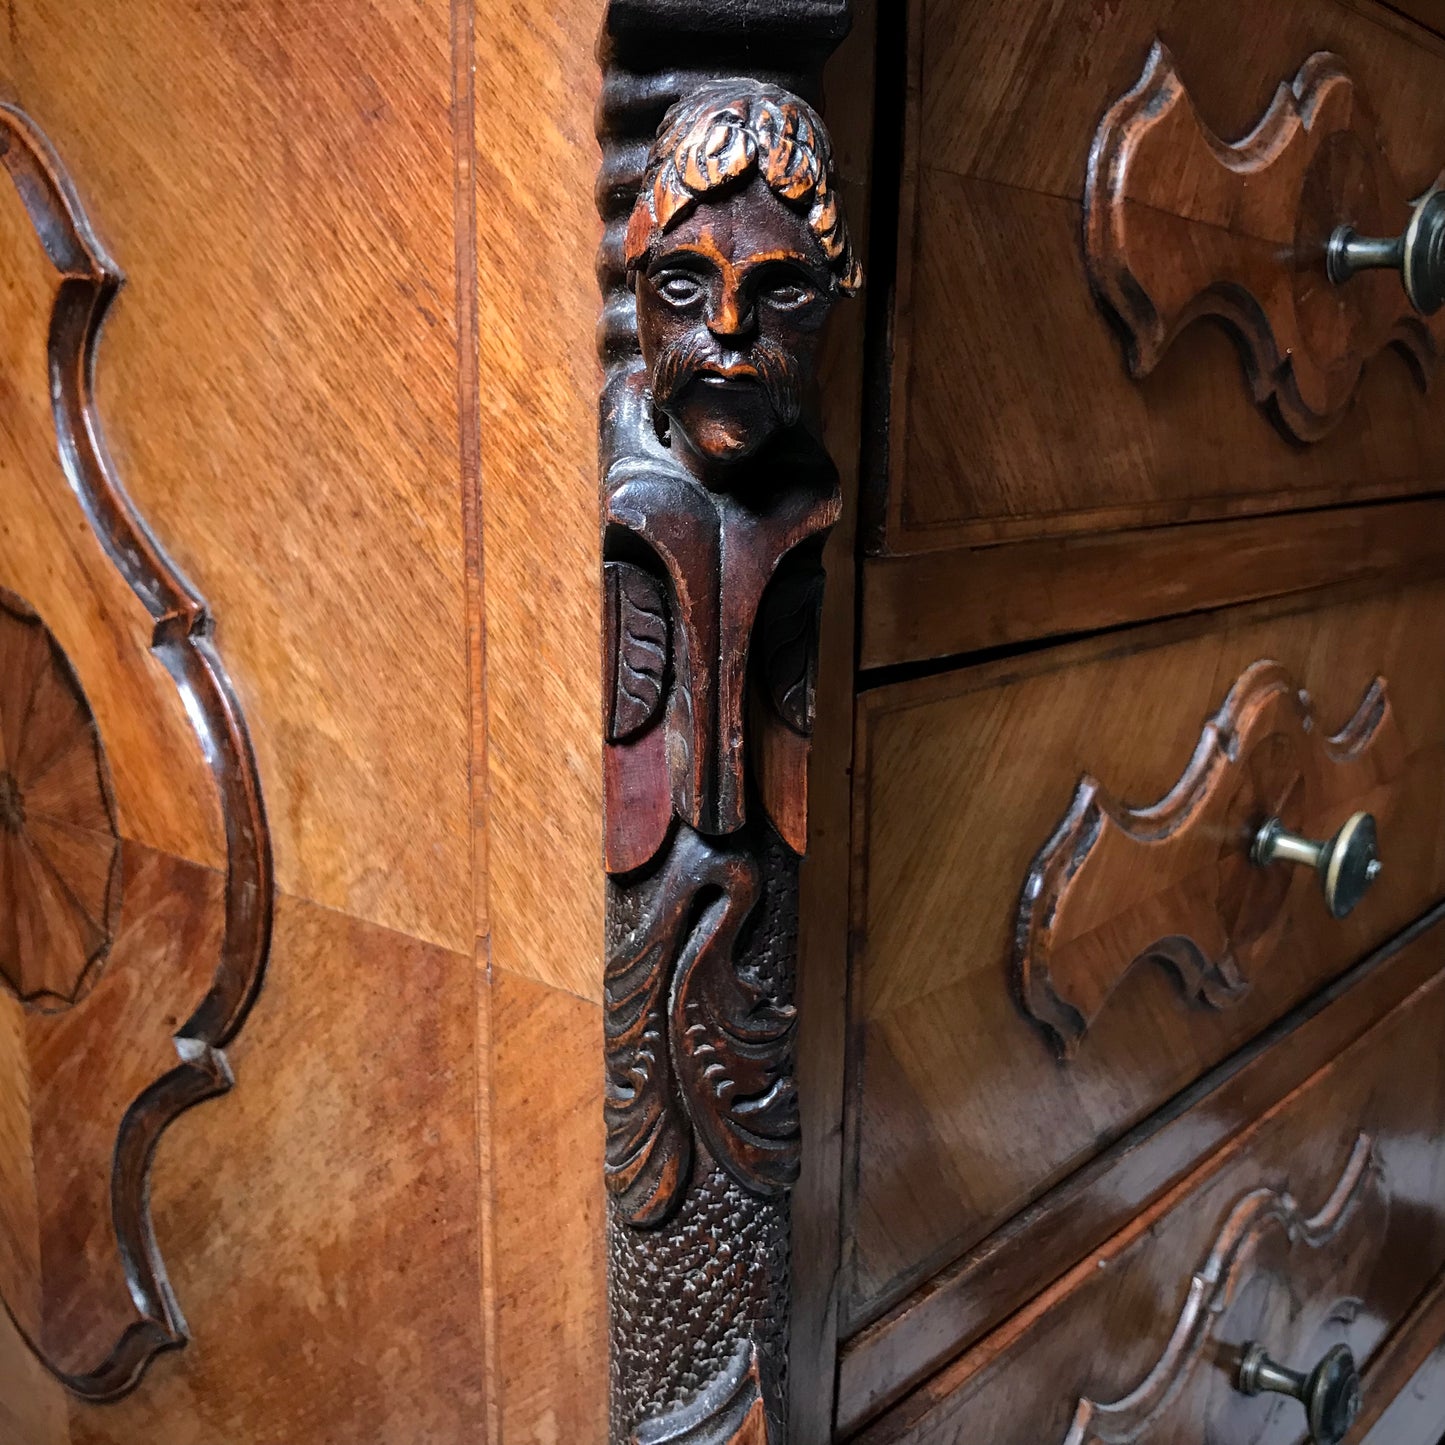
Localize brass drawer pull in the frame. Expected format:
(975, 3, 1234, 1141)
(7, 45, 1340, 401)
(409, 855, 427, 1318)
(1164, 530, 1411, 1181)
(1237, 1341, 1361, 1445)
(1329, 188, 1445, 316)
(1250, 811, 1381, 919)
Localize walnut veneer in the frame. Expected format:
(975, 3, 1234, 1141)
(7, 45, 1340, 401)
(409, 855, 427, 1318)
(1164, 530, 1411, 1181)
(3, 2, 1445, 1444)
(828, 3, 1445, 1442)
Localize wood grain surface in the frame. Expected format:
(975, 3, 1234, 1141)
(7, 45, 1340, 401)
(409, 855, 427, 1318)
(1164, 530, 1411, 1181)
(8, 0, 1445, 1440)
(838, 906, 1445, 1432)
(848, 579, 1445, 1331)
(0, 0, 611, 1438)
(870, 0, 1445, 554)
(473, 0, 605, 1003)
(1, 0, 473, 951)
(64, 893, 486, 1445)
(854, 936, 1445, 1443)
(859, 498, 1445, 670)
(0, 155, 221, 873)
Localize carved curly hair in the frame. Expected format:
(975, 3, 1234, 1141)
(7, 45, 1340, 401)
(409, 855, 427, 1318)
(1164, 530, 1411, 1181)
(623, 79, 863, 296)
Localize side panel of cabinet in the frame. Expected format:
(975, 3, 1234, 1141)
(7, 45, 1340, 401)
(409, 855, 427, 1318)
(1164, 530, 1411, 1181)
(0, 2, 486, 1441)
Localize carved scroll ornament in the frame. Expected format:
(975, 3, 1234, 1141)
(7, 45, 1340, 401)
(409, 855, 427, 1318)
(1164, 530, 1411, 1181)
(1015, 661, 1403, 1058)
(0, 104, 272, 1400)
(598, 53, 859, 1445)
(1086, 42, 1445, 440)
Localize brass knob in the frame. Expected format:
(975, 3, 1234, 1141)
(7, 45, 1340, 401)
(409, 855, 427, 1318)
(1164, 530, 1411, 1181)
(1250, 811, 1380, 919)
(1327, 187, 1445, 316)
(1237, 1341, 1361, 1445)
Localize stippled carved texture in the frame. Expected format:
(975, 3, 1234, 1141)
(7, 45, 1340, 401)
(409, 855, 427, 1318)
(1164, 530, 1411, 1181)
(610, 1165, 790, 1442)
(606, 819, 799, 1442)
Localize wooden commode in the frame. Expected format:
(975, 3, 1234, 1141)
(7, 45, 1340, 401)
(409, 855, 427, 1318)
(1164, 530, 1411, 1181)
(1, 2, 1443, 1443)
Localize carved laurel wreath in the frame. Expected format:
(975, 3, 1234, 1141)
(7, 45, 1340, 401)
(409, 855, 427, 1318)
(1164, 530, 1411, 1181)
(623, 80, 862, 295)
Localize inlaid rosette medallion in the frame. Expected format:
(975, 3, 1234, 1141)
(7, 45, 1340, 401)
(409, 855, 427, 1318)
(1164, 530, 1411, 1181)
(0, 588, 122, 1011)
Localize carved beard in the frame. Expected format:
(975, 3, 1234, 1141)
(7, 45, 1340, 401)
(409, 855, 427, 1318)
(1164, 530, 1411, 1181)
(651, 332, 802, 436)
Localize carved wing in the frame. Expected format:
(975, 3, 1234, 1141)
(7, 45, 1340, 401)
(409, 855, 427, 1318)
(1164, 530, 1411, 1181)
(758, 564, 824, 736)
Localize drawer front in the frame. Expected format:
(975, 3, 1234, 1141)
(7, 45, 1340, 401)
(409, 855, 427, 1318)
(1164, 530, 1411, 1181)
(846, 580, 1445, 1327)
(855, 942, 1445, 1444)
(872, 0, 1445, 555)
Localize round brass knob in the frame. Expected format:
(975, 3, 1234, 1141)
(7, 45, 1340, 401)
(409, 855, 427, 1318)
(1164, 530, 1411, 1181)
(1250, 811, 1380, 919)
(1327, 187, 1445, 316)
(1237, 1341, 1361, 1445)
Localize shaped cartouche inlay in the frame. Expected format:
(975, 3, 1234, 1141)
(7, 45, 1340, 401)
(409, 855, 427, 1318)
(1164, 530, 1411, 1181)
(1015, 661, 1402, 1058)
(1086, 43, 1445, 440)
(0, 102, 272, 1401)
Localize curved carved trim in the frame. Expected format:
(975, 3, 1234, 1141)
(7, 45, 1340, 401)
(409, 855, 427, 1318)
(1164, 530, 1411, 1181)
(1063, 1134, 1377, 1444)
(0, 103, 274, 1400)
(1015, 660, 1402, 1058)
(1085, 41, 1445, 441)
(0, 588, 123, 1011)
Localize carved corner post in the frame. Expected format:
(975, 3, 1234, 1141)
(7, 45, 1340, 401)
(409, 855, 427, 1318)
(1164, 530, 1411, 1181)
(596, 7, 859, 1441)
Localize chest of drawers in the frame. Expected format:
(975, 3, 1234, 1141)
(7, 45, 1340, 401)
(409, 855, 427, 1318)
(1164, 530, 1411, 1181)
(1, 2, 1444, 1443)
(809, 3, 1445, 1442)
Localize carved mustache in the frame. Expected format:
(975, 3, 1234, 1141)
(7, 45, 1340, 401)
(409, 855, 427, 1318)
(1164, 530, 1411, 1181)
(652, 332, 802, 431)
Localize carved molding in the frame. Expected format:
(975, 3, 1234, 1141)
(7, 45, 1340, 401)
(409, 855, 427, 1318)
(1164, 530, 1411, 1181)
(0, 103, 273, 1400)
(596, 17, 856, 1442)
(1085, 42, 1445, 441)
(1063, 1134, 1378, 1444)
(0, 589, 122, 1011)
(1015, 660, 1403, 1058)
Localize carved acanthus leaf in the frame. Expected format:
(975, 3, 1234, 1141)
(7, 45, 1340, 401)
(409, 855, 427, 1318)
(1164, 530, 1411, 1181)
(605, 827, 798, 1226)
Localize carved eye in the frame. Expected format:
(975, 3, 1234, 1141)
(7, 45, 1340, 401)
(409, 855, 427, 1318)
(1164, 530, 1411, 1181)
(759, 271, 823, 312)
(654, 271, 705, 307)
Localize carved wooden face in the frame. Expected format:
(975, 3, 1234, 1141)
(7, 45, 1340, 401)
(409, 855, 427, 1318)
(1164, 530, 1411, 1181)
(636, 175, 836, 474)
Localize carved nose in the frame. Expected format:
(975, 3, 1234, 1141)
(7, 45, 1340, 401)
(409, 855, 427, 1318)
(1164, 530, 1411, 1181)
(707, 292, 756, 340)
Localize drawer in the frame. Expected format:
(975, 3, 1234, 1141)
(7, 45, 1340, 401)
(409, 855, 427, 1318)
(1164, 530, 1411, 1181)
(854, 941, 1445, 1444)
(845, 580, 1445, 1330)
(869, 0, 1445, 556)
